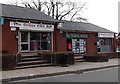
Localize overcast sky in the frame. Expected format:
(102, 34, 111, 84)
(0, 0, 119, 33)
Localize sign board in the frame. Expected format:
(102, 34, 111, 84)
(0, 17, 4, 25)
(10, 21, 54, 32)
(98, 33, 114, 38)
(63, 34, 90, 38)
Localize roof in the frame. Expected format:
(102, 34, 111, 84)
(60, 21, 115, 33)
(0, 3, 58, 22)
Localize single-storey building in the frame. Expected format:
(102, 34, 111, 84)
(0, 4, 59, 54)
(55, 21, 116, 54)
(0, 4, 116, 54)
(0, 4, 117, 70)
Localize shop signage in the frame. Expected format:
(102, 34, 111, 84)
(63, 34, 90, 38)
(0, 17, 4, 25)
(10, 21, 54, 32)
(98, 33, 114, 38)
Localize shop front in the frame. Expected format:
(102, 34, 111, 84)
(63, 33, 90, 54)
(10, 21, 54, 52)
(97, 33, 114, 53)
(20, 32, 51, 52)
(56, 21, 116, 54)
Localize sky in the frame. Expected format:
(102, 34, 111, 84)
(0, 0, 119, 33)
(83, 0, 119, 33)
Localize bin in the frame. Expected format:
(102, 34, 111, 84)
(61, 53, 69, 67)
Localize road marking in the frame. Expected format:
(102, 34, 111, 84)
(7, 66, 119, 83)
(9, 74, 75, 83)
(83, 66, 118, 74)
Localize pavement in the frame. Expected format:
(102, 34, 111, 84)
(0, 58, 119, 83)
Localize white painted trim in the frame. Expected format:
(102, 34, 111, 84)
(18, 31, 20, 52)
(28, 32, 30, 51)
(10, 21, 54, 32)
(98, 33, 114, 38)
(20, 32, 29, 52)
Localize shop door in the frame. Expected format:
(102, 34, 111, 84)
(20, 32, 29, 51)
(72, 39, 86, 54)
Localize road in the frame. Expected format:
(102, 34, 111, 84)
(7, 67, 119, 83)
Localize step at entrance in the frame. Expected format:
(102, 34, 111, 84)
(16, 63, 55, 69)
(16, 52, 54, 69)
(74, 54, 86, 62)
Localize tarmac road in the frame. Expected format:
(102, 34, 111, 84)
(7, 67, 119, 83)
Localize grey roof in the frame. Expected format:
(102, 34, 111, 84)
(0, 3, 58, 22)
(60, 21, 115, 33)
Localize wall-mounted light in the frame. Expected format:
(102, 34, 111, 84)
(15, 35, 19, 39)
(60, 31, 63, 33)
(57, 23, 63, 29)
(15, 21, 18, 24)
(29, 21, 31, 24)
(40, 22, 42, 24)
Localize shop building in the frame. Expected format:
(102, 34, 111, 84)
(0, 4, 59, 54)
(0, 4, 116, 54)
(0, 4, 117, 70)
(55, 21, 116, 54)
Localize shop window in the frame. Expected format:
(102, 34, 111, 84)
(41, 33, 51, 50)
(98, 38, 112, 52)
(30, 32, 40, 51)
(20, 32, 51, 51)
(30, 32, 51, 51)
(67, 39, 86, 54)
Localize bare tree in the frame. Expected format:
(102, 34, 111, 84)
(8, 0, 87, 22)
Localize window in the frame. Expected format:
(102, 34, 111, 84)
(67, 39, 86, 54)
(41, 33, 51, 50)
(20, 32, 51, 51)
(98, 38, 112, 52)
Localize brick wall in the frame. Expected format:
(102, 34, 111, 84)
(54, 30, 97, 54)
(87, 33, 97, 54)
(2, 20, 18, 54)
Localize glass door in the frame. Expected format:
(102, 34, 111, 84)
(20, 32, 29, 51)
